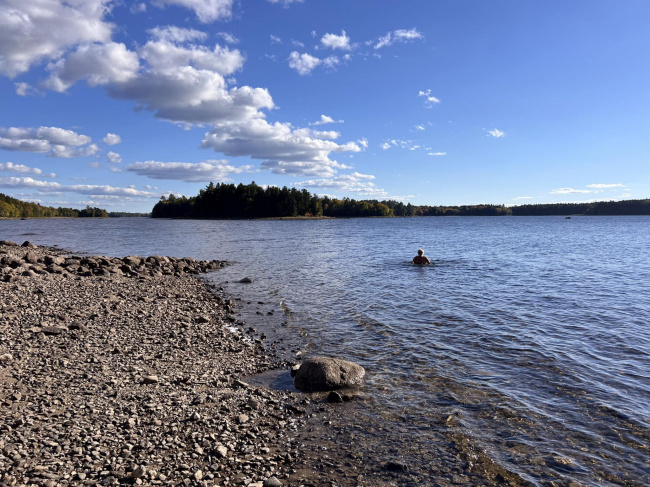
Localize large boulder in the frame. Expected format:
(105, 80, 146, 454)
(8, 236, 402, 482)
(293, 357, 365, 392)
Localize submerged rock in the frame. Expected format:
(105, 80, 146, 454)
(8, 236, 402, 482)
(293, 357, 365, 392)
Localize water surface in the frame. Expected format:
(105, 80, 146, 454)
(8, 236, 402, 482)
(2, 216, 648, 485)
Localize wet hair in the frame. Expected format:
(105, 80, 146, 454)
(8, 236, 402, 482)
(417, 249, 424, 255)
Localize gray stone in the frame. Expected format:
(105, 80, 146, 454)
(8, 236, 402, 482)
(263, 477, 284, 487)
(293, 357, 365, 392)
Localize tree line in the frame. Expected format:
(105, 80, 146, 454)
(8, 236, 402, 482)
(510, 199, 650, 216)
(151, 182, 513, 218)
(0, 193, 108, 218)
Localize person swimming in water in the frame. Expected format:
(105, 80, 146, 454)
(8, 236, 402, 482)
(413, 248, 431, 264)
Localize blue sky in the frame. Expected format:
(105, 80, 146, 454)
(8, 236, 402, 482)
(1, 0, 648, 212)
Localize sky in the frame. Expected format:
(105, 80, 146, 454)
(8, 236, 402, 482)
(1, 0, 649, 212)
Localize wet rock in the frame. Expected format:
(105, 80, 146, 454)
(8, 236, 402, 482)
(239, 277, 253, 283)
(41, 326, 66, 335)
(21, 241, 38, 248)
(327, 391, 343, 403)
(0, 240, 19, 246)
(293, 357, 366, 392)
(385, 460, 409, 472)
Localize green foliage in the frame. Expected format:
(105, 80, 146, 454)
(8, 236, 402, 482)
(151, 182, 513, 219)
(510, 199, 650, 216)
(0, 193, 108, 218)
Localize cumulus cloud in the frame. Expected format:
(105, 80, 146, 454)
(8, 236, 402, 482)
(374, 28, 423, 50)
(295, 172, 387, 197)
(201, 118, 361, 177)
(428, 152, 447, 156)
(270, 35, 283, 44)
(288, 51, 321, 75)
(103, 133, 121, 145)
(0, 0, 113, 78)
(0, 162, 55, 177)
(125, 159, 252, 182)
(0, 126, 98, 158)
(419, 89, 440, 107)
(151, 0, 233, 23)
(0, 176, 157, 197)
(51, 143, 99, 159)
(137, 39, 244, 75)
(148, 26, 208, 43)
(43, 42, 140, 92)
(321, 31, 351, 50)
(107, 151, 122, 163)
(310, 115, 343, 125)
(487, 128, 506, 138)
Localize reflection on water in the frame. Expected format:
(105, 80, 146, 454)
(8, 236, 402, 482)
(2, 216, 649, 485)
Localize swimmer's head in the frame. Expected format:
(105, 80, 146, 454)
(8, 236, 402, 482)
(417, 249, 424, 255)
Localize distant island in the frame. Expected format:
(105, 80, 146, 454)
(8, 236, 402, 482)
(152, 182, 650, 218)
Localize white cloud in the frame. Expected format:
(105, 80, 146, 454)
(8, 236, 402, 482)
(380, 142, 391, 150)
(107, 151, 122, 163)
(0, 0, 113, 78)
(51, 143, 99, 159)
(151, 0, 233, 23)
(103, 133, 122, 145)
(310, 115, 343, 125)
(138, 39, 244, 75)
(43, 42, 140, 92)
(586, 183, 625, 189)
(292, 39, 305, 48)
(374, 28, 423, 50)
(323, 56, 340, 69)
(512, 196, 533, 200)
(125, 159, 252, 182)
(201, 118, 361, 177)
(0, 162, 55, 177)
(15, 82, 41, 96)
(88, 161, 100, 169)
(148, 26, 208, 43)
(0, 126, 97, 158)
(487, 128, 506, 138)
(419, 89, 440, 107)
(268, 0, 304, 6)
(427, 152, 447, 156)
(131, 3, 147, 13)
(108, 70, 273, 125)
(415, 125, 426, 131)
(296, 172, 387, 197)
(0, 176, 157, 197)
(321, 31, 351, 51)
(551, 187, 593, 194)
(288, 51, 322, 75)
(270, 35, 283, 44)
(357, 138, 368, 149)
(216, 32, 239, 44)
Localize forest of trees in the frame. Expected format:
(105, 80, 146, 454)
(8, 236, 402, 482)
(151, 182, 513, 219)
(0, 193, 108, 218)
(510, 199, 650, 216)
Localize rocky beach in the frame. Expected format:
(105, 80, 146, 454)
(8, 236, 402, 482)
(0, 241, 385, 487)
(0, 240, 544, 487)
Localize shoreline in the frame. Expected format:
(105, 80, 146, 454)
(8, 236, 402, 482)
(0, 240, 532, 486)
(0, 241, 378, 486)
